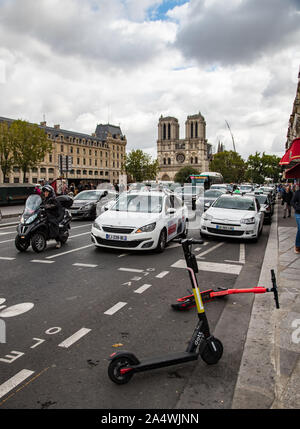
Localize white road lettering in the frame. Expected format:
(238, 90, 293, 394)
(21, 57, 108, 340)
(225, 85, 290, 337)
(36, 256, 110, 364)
(0, 351, 25, 364)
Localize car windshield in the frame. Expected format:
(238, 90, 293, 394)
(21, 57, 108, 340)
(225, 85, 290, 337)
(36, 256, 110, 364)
(204, 190, 222, 198)
(110, 194, 163, 213)
(212, 196, 256, 211)
(74, 191, 103, 200)
(24, 194, 42, 213)
(240, 185, 252, 190)
(255, 195, 268, 204)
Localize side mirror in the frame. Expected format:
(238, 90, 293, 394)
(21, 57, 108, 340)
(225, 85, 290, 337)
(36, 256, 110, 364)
(104, 205, 109, 211)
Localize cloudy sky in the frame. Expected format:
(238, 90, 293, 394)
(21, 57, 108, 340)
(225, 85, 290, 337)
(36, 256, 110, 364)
(0, 0, 299, 161)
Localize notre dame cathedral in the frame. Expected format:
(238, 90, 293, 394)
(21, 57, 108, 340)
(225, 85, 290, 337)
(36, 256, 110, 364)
(157, 112, 212, 181)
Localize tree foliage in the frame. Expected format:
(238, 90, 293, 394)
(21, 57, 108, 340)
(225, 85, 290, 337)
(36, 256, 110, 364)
(9, 120, 53, 182)
(210, 150, 246, 183)
(0, 121, 14, 182)
(174, 165, 200, 184)
(246, 152, 282, 184)
(124, 149, 159, 182)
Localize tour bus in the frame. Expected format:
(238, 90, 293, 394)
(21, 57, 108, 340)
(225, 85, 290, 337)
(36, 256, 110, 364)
(189, 172, 224, 190)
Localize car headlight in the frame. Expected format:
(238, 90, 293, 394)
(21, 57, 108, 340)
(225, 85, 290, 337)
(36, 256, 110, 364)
(204, 202, 211, 207)
(203, 214, 213, 221)
(93, 222, 102, 231)
(136, 222, 156, 233)
(240, 217, 255, 224)
(83, 203, 94, 210)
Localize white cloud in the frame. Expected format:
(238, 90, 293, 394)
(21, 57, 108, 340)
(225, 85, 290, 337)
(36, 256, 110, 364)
(0, 0, 299, 167)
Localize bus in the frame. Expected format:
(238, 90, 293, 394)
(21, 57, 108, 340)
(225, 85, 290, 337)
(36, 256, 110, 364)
(189, 172, 223, 190)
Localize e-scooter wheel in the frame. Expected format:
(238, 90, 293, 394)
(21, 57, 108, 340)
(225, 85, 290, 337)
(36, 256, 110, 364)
(108, 356, 135, 385)
(201, 337, 223, 365)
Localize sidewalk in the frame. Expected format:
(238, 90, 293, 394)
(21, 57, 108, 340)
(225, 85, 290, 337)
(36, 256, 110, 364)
(232, 203, 300, 409)
(0, 204, 23, 225)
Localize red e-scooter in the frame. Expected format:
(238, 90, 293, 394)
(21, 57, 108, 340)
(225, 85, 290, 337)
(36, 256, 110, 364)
(171, 270, 280, 311)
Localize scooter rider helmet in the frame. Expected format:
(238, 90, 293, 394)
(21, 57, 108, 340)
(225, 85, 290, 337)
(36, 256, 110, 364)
(42, 184, 55, 196)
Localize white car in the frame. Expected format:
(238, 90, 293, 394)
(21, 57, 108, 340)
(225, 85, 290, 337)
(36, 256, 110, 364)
(200, 194, 264, 241)
(91, 191, 188, 252)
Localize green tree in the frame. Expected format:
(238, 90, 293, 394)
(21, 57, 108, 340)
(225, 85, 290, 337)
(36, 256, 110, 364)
(0, 121, 14, 182)
(124, 149, 159, 182)
(210, 150, 246, 183)
(246, 152, 281, 184)
(10, 120, 53, 182)
(174, 165, 200, 184)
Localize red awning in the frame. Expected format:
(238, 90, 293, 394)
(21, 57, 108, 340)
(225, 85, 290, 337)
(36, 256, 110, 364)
(280, 138, 300, 165)
(279, 147, 292, 165)
(285, 162, 300, 179)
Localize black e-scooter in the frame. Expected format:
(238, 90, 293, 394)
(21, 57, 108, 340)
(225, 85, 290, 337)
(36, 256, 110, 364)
(108, 238, 223, 385)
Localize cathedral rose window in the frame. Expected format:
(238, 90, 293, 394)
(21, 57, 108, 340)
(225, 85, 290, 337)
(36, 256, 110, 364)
(176, 153, 185, 163)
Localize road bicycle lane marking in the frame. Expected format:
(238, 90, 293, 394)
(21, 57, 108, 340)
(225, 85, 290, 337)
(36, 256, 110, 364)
(58, 328, 91, 349)
(196, 242, 224, 259)
(0, 257, 15, 261)
(134, 284, 152, 294)
(0, 369, 34, 399)
(171, 259, 242, 275)
(225, 243, 246, 264)
(46, 244, 94, 259)
(104, 302, 127, 315)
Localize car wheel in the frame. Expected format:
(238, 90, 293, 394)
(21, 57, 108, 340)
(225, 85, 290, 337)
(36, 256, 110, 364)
(155, 229, 167, 253)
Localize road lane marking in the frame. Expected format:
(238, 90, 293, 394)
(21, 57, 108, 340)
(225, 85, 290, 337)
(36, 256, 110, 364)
(172, 259, 242, 275)
(0, 257, 15, 261)
(104, 302, 127, 315)
(73, 263, 98, 268)
(118, 253, 128, 258)
(225, 243, 246, 264)
(31, 260, 55, 264)
(134, 284, 152, 294)
(0, 369, 34, 399)
(0, 231, 15, 236)
(196, 242, 224, 258)
(58, 328, 91, 348)
(69, 232, 90, 239)
(0, 239, 15, 244)
(118, 268, 144, 273)
(46, 244, 94, 259)
(156, 271, 169, 278)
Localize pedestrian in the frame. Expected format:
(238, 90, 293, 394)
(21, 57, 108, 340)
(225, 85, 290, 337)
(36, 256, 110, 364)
(282, 184, 293, 218)
(291, 185, 300, 254)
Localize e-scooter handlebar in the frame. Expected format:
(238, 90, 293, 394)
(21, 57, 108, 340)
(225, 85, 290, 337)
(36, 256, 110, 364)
(270, 269, 280, 309)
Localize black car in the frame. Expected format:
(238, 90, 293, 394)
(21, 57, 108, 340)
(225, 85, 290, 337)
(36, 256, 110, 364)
(196, 189, 227, 211)
(70, 190, 109, 220)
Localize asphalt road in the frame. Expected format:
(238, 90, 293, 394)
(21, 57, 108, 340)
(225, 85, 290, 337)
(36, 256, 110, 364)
(0, 214, 270, 409)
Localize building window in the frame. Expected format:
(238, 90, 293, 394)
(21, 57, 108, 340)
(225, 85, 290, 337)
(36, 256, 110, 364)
(83, 170, 87, 175)
(40, 168, 46, 173)
(190, 157, 193, 164)
(48, 168, 54, 174)
(14, 177, 19, 183)
(77, 170, 81, 175)
(167, 158, 171, 165)
(89, 170, 93, 176)
(195, 157, 198, 164)
(195, 122, 198, 138)
(77, 148, 80, 154)
(191, 123, 194, 138)
(163, 123, 166, 140)
(83, 158, 86, 165)
(163, 158, 166, 165)
(70, 146, 73, 154)
(61, 145, 64, 152)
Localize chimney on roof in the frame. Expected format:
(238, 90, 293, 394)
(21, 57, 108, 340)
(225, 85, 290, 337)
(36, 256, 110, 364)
(40, 121, 47, 127)
(54, 124, 60, 129)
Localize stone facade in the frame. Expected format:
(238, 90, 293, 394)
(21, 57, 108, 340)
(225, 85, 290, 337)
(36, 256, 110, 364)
(157, 113, 211, 181)
(0, 117, 126, 185)
(286, 66, 300, 149)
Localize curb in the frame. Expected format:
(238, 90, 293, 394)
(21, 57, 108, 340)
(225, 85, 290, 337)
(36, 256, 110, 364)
(232, 205, 279, 408)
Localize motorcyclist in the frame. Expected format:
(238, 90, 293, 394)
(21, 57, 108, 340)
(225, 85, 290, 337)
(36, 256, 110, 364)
(41, 184, 63, 249)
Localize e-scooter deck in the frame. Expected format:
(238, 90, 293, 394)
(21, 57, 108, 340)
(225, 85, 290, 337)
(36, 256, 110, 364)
(172, 269, 280, 311)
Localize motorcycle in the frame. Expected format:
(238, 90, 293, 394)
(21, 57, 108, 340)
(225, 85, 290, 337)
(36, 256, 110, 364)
(15, 194, 72, 253)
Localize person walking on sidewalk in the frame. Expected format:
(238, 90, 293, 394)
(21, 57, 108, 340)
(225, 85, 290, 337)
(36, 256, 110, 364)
(282, 184, 293, 218)
(291, 186, 300, 254)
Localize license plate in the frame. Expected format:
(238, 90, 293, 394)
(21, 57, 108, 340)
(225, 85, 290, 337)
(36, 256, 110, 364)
(106, 234, 127, 241)
(216, 225, 234, 231)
